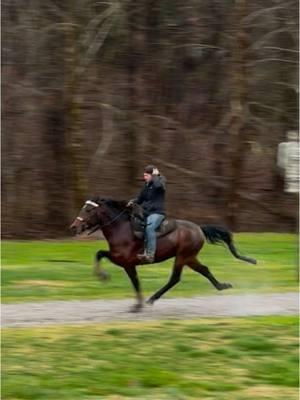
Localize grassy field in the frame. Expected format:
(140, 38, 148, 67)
(2, 233, 298, 303)
(2, 316, 298, 400)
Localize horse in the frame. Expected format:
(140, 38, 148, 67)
(70, 197, 257, 312)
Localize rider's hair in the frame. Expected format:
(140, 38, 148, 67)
(144, 165, 155, 174)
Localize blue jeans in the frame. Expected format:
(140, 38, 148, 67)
(145, 213, 165, 256)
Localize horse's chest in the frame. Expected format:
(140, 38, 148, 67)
(110, 252, 132, 267)
(109, 244, 137, 266)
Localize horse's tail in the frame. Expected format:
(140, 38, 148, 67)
(200, 225, 257, 265)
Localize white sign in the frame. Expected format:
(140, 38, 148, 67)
(277, 131, 299, 193)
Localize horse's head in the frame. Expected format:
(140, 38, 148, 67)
(70, 197, 128, 235)
(70, 198, 103, 235)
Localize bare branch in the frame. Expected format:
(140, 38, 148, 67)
(249, 28, 293, 51)
(269, 81, 298, 92)
(242, 3, 290, 25)
(45, 1, 68, 20)
(263, 46, 299, 53)
(88, 103, 119, 173)
(39, 22, 81, 36)
(248, 101, 285, 114)
(247, 58, 298, 67)
(76, 8, 119, 77)
(79, 4, 117, 50)
(173, 43, 225, 51)
(151, 156, 199, 177)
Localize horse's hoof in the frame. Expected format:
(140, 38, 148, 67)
(96, 271, 111, 282)
(146, 298, 155, 305)
(218, 282, 233, 290)
(129, 304, 143, 313)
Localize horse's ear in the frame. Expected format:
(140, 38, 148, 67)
(91, 196, 102, 204)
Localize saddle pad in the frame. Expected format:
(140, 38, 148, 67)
(133, 218, 177, 240)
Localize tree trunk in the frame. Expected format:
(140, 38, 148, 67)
(226, 0, 249, 229)
(125, 0, 143, 183)
(64, 23, 87, 210)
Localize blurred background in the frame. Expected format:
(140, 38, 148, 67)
(2, 3, 299, 399)
(2, 0, 298, 238)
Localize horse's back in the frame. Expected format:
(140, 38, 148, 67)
(159, 218, 205, 239)
(175, 219, 205, 241)
(175, 218, 201, 230)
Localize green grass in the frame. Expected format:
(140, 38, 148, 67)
(1, 234, 298, 303)
(2, 316, 298, 399)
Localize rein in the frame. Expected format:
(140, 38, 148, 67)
(97, 208, 128, 228)
(87, 206, 129, 235)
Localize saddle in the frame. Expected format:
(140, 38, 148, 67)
(130, 203, 177, 240)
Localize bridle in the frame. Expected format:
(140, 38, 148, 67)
(76, 200, 128, 234)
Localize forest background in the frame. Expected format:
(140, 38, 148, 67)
(2, 0, 298, 238)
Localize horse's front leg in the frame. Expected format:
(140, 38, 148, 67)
(94, 250, 111, 281)
(124, 266, 144, 312)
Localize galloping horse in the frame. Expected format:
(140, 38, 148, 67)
(70, 197, 257, 312)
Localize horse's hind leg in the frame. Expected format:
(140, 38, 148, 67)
(94, 250, 111, 281)
(147, 258, 184, 304)
(187, 258, 232, 291)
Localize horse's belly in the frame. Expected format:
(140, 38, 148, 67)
(109, 243, 142, 267)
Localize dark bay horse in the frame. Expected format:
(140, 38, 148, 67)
(70, 197, 257, 312)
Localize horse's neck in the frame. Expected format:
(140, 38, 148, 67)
(101, 219, 134, 245)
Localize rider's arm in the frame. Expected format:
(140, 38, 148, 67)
(136, 189, 145, 204)
(127, 186, 146, 206)
(152, 175, 166, 190)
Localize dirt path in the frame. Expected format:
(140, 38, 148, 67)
(2, 292, 298, 327)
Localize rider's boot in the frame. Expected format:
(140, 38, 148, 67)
(137, 250, 154, 263)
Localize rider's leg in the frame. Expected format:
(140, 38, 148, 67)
(146, 214, 164, 257)
(138, 213, 164, 262)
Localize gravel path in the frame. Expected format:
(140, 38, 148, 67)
(2, 292, 298, 327)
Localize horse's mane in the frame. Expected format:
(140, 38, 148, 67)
(103, 198, 128, 211)
(91, 196, 129, 215)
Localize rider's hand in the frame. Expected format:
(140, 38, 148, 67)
(152, 168, 160, 175)
(127, 199, 135, 207)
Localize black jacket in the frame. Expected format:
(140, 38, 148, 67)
(136, 175, 166, 217)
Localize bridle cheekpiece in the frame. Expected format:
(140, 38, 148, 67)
(76, 199, 127, 233)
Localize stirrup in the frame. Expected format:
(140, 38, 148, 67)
(137, 252, 154, 263)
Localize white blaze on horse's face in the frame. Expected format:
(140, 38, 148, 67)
(83, 200, 100, 209)
(80, 200, 100, 219)
(76, 201, 99, 221)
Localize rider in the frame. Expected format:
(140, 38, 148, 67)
(128, 165, 166, 263)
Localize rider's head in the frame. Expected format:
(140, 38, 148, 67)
(143, 165, 155, 183)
